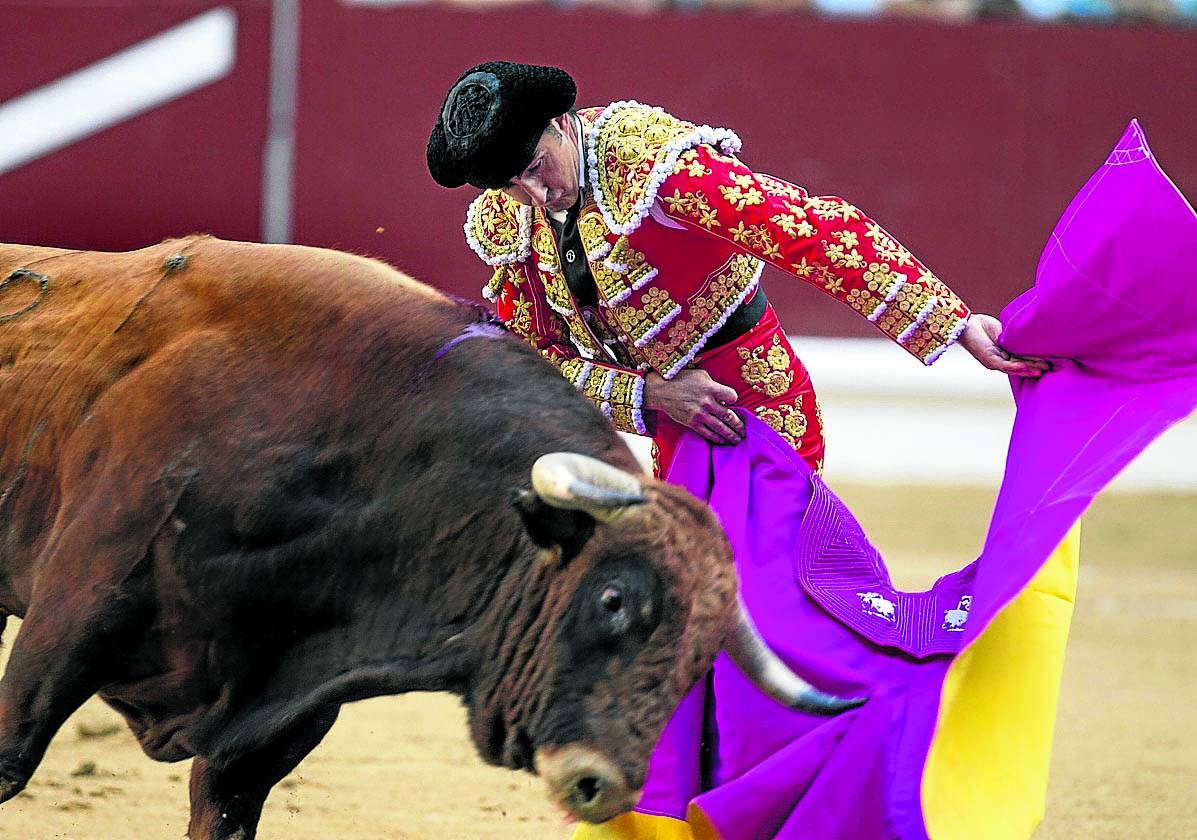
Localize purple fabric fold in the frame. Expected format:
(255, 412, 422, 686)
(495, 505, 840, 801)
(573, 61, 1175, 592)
(635, 120, 1197, 839)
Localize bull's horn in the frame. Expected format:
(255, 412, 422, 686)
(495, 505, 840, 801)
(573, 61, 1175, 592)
(531, 453, 646, 523)
(725, 597, 867, 716)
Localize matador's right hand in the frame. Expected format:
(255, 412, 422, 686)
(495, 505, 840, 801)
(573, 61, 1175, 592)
(643, 370, 745, 445)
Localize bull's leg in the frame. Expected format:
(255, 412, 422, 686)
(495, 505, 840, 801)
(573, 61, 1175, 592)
(0, 589, 142, 802)
(187, 706, 340, 840)
(0, 468, 189, 803)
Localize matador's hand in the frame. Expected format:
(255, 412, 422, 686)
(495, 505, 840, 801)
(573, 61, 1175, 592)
(643, 370, 745, 445)
(958, 314, 1052, 378)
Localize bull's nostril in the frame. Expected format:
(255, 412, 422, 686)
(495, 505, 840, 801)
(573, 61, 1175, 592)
(574, 776, 604, 805)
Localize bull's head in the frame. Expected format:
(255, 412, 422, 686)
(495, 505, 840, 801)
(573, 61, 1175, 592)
(467, 453, 863, 824)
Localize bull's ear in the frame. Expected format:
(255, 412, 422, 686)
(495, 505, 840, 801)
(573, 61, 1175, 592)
(510, 487, 596, 560)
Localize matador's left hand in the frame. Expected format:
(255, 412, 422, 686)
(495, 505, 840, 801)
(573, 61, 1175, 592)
(958, 314, 1052, 378)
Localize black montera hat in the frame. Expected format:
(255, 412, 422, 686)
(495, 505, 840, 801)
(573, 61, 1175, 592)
(427, 61, 577, 190)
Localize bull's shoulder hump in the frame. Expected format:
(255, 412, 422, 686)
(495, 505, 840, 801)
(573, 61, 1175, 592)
(186, 238, 448, 305)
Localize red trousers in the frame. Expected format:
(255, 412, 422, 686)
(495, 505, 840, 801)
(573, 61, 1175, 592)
(651, 304, 824, 477)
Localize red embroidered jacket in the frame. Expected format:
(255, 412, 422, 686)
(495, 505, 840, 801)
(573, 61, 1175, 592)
(465, 102, 971, 435)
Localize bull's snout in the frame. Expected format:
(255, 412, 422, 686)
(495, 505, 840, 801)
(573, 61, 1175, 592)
(535, 745, 640, 824)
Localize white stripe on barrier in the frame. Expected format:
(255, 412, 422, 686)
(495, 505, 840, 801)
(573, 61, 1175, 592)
(0, 8, 237, 177)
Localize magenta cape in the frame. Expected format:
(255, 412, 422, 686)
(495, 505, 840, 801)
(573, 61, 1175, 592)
(628, 120, 1197, 840)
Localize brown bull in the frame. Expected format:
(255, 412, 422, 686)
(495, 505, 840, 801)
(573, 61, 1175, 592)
(0, 237, 857, 838)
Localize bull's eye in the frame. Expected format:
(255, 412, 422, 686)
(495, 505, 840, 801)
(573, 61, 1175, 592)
(599, 586, 623, 613)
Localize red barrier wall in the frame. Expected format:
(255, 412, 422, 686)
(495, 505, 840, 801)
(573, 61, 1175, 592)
(293, 3, 1197, 335)
(0, 1, 270, 250)
(2, 2, 1194, 336)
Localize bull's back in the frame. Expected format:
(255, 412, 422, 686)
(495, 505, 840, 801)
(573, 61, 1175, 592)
(0, 237, 457, 604)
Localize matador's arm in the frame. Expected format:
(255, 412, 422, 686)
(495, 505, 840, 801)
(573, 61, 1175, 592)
(658, 145, 971, 365)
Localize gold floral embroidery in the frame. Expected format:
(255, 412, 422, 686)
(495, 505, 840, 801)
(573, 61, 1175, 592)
(823, 240, 867, 270)
(791, 258, 816, 278)
(509, 296, 533, 334)
(863, 262, 903, 297)
(639, 254, 761, 376)
(467, 191, 527, 261)
(719, 182, 765, 211)
(577, 211, 632, 304)
(770, 213, 816, 239)
(578, 209, 612, 255)
(697, 206, 721, 230)
(728, 222, 782, 260)
(662, 189, 720, 229)
(822, 271, 845, 295)
(805, 196, 861, 223)
(592, 106, 699, 230)
(865, 222, 914, 267)
(483, 265, 508, 301)
(756, 173, 807, 202)
(538, 268, 602, 358)
(739, 335, 795, 397)
(673, 150, 711, 178)
(532, 224, 558, 269)
(832, 230, 859, 249)
(538, 259, 572, 313)
(755, 397, 809, 450)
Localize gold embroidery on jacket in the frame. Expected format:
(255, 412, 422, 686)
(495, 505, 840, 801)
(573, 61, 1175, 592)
(738, 335, 795, 398)
(728, 222, 782, 261)
(577, 211, 628, 304)
(593, 107, 698, 228)
(662, 189, 720, 230)
(672, 149, 711, 178)
(509, 295, 533, 336)
(639, 253, 760, 376)
(805, 196, 861, 223)
(756, 173, 807, 202)
(755, 397, 809, 451)
(608, 286, 681, 348)
(718, 178, 765, 211)
(468, 192, 527, 261)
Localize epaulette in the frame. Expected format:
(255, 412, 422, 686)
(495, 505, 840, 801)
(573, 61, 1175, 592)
(586, 101, 742, 237)
(463, 190, 532, 267)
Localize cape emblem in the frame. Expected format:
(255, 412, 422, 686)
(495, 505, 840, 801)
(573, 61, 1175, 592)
(857, 591, 897, 622)
(942, 595, 972, 632)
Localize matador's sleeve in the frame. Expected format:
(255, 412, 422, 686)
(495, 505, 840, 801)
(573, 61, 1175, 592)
(489, 265, 652, 436)
(658, 145, 971, 364)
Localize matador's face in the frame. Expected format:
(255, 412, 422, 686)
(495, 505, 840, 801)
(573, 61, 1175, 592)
(500, 113, 581, 213)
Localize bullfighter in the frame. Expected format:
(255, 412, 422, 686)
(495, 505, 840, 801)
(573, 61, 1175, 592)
(426, 60, 1047, 480)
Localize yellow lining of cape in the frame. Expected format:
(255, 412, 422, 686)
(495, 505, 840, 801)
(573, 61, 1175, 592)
(922, 524, 1081, 839)
(570, 810, 710, 840)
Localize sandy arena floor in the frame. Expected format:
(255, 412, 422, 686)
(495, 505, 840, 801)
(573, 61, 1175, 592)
(1, 485, 1194, 839)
